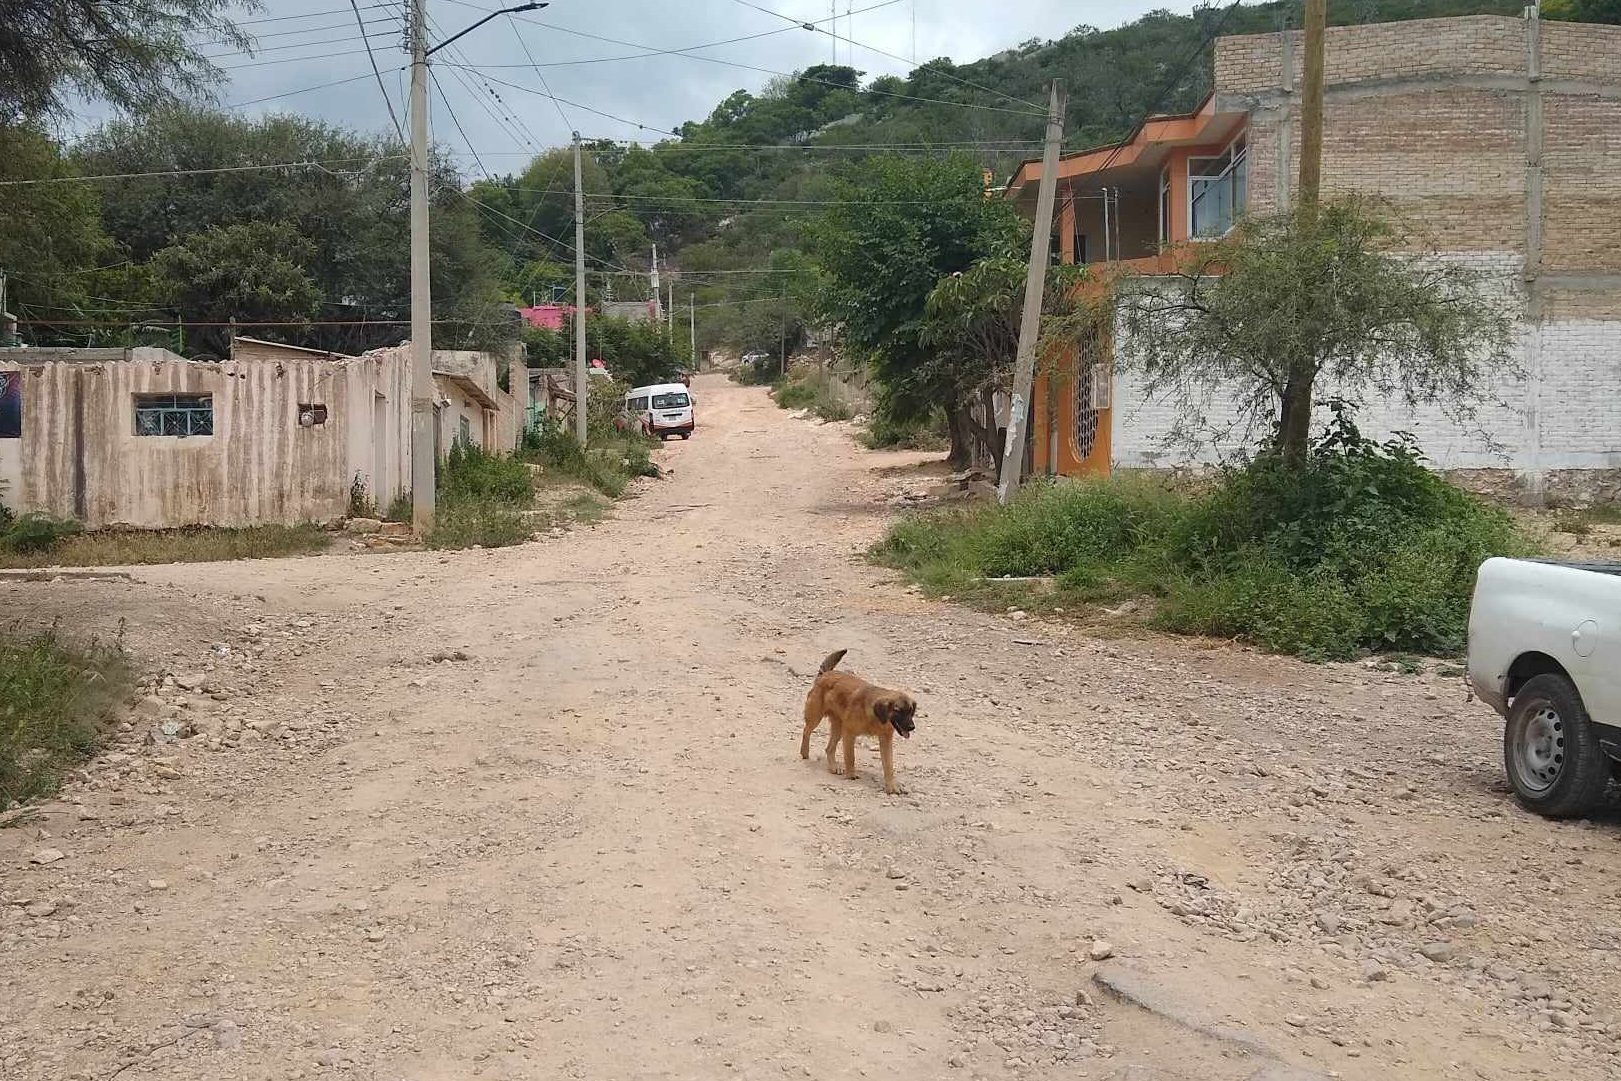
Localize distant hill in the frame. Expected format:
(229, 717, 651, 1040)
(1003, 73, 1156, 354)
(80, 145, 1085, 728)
(476, 1, 1527, 351)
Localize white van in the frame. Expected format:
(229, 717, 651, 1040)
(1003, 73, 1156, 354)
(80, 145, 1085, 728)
(625, 382, 696, 440)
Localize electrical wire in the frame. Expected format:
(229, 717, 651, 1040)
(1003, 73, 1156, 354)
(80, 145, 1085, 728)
(442, 21, 1042, 118)
(0, 157, 407, 187)
(729, 0, 1045, 114)
(353, 0, 407, 145)
(227, 72, 384, 110)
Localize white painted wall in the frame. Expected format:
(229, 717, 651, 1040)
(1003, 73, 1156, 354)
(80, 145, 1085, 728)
(1109, 253, 1621, 487)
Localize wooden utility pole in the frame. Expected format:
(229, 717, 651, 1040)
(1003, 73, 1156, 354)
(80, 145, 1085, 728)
(1277, 0, 1328, 463)
(995, 79, 1067, 504)
(572, 131, 589, 445)
(408, 0, 435, 532)
(1299, 0, 1327, 211)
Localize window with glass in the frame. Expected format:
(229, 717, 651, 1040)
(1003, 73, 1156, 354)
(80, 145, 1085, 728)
(1188, 135, 1247, 239)
(134, 394, 213, 437)
(652, 392, 690, 409)
(1158, 168, 1172, 248)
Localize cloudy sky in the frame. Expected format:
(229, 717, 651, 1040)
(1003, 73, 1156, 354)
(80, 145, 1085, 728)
(191, 0, 1203, 171)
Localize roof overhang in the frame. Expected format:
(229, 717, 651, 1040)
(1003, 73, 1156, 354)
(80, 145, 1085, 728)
(434, 370, 499, 410)
(1004, 92, 1248, 203)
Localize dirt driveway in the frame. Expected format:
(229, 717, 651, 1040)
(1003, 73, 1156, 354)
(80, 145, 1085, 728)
(3, 375, 1619, 1081)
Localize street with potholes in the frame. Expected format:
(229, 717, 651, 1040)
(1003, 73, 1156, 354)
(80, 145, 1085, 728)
(2, 375, 1619, 1081)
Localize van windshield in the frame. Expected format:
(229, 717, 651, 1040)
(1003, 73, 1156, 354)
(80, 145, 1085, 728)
(653, 393, 690, 409)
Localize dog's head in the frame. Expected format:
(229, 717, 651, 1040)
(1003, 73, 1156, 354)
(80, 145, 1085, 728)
(874, 694, 918, 739)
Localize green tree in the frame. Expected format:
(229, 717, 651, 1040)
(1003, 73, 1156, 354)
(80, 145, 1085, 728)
(1, 0, 252, 123)
(0, 124, 119, 343)
(1116, 198, 1516, 462)
(810, 154, 1021, 468)
(148, 222, 321, 357)
(75, 108, 509, 354)
(919, 254, 1096, 470)
(1543, 0, 1621, 22)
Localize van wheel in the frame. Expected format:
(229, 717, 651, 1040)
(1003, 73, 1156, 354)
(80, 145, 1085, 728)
(679, 433, 690, 440)
(1504, 673, 1610, 818)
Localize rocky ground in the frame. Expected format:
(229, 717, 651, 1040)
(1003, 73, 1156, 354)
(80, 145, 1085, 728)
(2, 375, 1619, 1081)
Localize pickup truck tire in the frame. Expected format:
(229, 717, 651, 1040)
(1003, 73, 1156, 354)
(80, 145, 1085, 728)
(1504, 673, 1610, 818)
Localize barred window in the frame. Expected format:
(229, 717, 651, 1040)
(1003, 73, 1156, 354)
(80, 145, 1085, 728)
(134, 394, 213, 437)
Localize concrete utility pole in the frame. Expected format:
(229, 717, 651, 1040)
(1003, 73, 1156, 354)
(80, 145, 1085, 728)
(995, 79, 1067, 504)
(573, 132, 589, 445)
(408, 0, 435, 533)
(1299, 0, 1327, 211)
(689, 295, 696, 369)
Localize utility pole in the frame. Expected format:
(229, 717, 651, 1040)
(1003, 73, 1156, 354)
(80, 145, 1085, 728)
(573, 131, 589, 445)
(995, 79, 1067, 504)
(689, 295, 697, 370)
(408, 0, 435, 533)
(779, 288, 788, 377)
(1299, 0, 1327, 211)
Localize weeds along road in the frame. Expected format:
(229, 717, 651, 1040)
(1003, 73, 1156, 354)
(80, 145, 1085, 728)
(3, 374, 1621, 1081)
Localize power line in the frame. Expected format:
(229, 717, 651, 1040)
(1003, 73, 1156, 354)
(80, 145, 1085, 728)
(200, 24, 402, 62)
(227, 72, 385, 110)
(729, 0, 1044, 114)
(444, 20, 1041, 118)
(0, 157, 407, 187)
(353, 0, 407, 145)
(433, 70, 490, 179)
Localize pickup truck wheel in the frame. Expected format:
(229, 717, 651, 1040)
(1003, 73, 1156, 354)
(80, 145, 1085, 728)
(1504, 673, 1610, 818)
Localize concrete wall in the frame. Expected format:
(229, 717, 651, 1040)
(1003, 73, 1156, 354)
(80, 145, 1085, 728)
(1105, 14, 1621, 502)
(0, 349, 412, 528)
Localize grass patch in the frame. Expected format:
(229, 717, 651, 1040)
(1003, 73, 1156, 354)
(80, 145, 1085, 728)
(0, 523, 330, 568)
(558, 491, 611, 525)
(426, 441, 536, 550)
(1, 625, 132, 811)
(1551, 503, 1621, 535)
(521, 424, 659, 500)
(863, 409, 950, 451)
(771, 369, 853, 422)
(875, 411, 1533, 661)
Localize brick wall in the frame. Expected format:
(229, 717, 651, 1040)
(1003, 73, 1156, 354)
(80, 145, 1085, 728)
(1541, 95, 1621, 275)
(1215, 15, 1526, 95)
(1540, 21, 1621, 84)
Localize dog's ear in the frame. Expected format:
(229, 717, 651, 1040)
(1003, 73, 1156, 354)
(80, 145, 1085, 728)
(872, 698, 892, 723)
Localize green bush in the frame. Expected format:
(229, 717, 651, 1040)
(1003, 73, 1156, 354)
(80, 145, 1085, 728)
(1, 625, 131, 809)
(520, 423, 658, 498)
(770, 370, 852, 422)
(440, 441, 534, 505)
(863, 410, 949, 451)
(1, 513, 83, 554)
(425, 501, 531, 550)
(874, 407, 1531, 660)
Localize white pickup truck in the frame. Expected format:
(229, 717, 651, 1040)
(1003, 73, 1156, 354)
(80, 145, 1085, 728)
(1468, 558, 1621, 817)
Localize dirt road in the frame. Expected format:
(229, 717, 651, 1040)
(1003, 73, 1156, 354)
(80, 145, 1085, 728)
(4, 375, 1620, 1081)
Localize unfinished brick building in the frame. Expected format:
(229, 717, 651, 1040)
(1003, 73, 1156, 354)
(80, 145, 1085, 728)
(1008, 11, 1621, 503)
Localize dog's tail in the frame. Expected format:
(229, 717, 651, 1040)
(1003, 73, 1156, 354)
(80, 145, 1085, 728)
(818, 649, 849, 675)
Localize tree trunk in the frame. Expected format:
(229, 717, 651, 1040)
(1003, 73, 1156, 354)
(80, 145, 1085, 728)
(982, 384, 1004, 474)
(1277, 363, 1315, 464)
(945, 406, 974, 471)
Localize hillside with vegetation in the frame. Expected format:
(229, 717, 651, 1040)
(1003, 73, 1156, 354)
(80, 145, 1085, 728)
(0, 0, 1571, 364)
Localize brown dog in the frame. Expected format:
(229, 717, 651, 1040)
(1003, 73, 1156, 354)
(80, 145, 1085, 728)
(800, 649, 917, 795)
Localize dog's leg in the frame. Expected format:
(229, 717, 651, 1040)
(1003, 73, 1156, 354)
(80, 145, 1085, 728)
(800, 694, 822, 761)
(879, 729, 904, 795)
(824, 718, 843, 774)
(841, 729, 858, 780)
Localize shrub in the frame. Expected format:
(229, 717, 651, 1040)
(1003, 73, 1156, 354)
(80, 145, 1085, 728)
(1, 625, 131, 809)
(1, 513, 83, 554)
(425, 501, 531, 550)
(520, 423, 658, 498)
(863, 410, 949, 451)
(440, 441, 534, 505)
(874, 407, 1531, 660)
(770, 369, 852, 422)
(347, 474, 377, 519)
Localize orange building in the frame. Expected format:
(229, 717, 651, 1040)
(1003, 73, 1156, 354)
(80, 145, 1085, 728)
(1004, 92, 1249, 478)
(1004, 12, 1621, 503)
